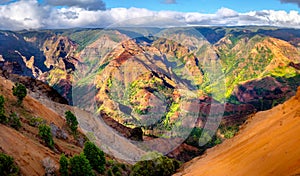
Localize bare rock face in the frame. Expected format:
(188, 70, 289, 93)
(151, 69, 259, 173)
(289, 62, 300, 70)
(41, 35, 78, 69)
(167, 143, 201, 162)
(296, 86, 300, 98)
(232, 76, 300, 111)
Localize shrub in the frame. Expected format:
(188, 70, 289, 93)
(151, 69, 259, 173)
(12, 83, 27, 105)
(38, 124, 54, 149)
(107, 169, 113, 176)
(130, 156, 180, 176)
(83, 141, 105, 173)
(112, 165, 120, 174)
(69, 153, 94, 176)
(9, 113, 22, 130)
(107, 159, 114, 166)
(120, 163, 126, 170)
(214, 137, 222, 145)
(59, 154, 69, 176)
(115, 171, 122, 176)
(0, 95, 7, 123)
(65, 111, 78, 134)
(0, 153, 19, 175)
(221, 125, 239, 139)
(29, 117, 45, 127)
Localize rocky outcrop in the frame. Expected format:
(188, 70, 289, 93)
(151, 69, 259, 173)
(0, 69, 68, 104)
(100, 112, 143, 141)
(232, 76, 300, 111)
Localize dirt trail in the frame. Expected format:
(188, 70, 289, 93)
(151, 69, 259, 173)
(175, 87, 300, 176)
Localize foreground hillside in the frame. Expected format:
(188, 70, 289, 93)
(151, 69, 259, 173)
(175, 87, 300, 176)
(0, 75, 83, 175)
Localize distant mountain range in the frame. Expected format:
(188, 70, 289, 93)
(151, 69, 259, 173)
(0, 26, 300, 174)
(0, 26, 299, 144)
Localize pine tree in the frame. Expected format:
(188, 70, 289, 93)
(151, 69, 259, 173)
(12, 83, 27, 105)
(9, 113, 21, 130)
(38, 124, 54, 149)
(65, 111, 78, 134)
(59, 154, 69, 176)
(0, 95, 7, 123)
(69, 153, 94, 176)
(0, 153, 19, 175)
(83, 141, 106, 173)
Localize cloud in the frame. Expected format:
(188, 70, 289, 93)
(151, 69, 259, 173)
(216, 7, 239, 17)
(0, 0, 47, 30)
(44, 0, 106, 11)
(280, 0, 300, 7)
(0, 0, 300, 30)
(163, 0, 176, 4)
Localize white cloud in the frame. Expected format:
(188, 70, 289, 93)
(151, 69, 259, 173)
(0, 0, 47, 30)
(1, 0, 300, 30)
(216, 7, 239, 17)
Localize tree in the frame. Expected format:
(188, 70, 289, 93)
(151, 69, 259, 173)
(0, 153, 19, 175)
(65, 111, 78, 134)
(0, 95, 7, 123)
(12, 83, 27, 105)
(9, 113, 21, 130)
(38, 124, 54, 149)
(69, 153, 94, 176)
(130, 156, 180, 176)
(59, 154, 69, 176)
(83, 141, 106, 173)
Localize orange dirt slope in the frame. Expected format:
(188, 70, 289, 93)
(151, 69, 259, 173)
(0, 76, 82, 175)
(175, 87, 300, 176)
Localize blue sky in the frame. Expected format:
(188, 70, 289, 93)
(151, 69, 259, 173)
(104, 0, 299, 13)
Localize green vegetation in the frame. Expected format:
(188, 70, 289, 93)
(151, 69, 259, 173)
(185, 128, 222, 148)
(130, 156, 180, 176)
(112, 165, 120, 174)
(268, 66, 298, 78)
(8, 113, 21, 130)
(67, 29, 102, 52)
(59, 154, 69, 176)
(163, 102, 180, 129)
(69, 153, 94, 176)
(0, 95, 7, 123)
(0, 95, 22, 130)
(38, 124, 54, 149)
(12, 83, 27, 105)
(0, 153, 19, 176)
(220, 125, 239, 139)
(83, 141, 106, 173)
(107, 77, 112, 88)
(28, 116, 45, 127)
(107, 169, 113, 176)
(65, 111, 79, 134)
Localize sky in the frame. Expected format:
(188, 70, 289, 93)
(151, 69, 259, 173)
(105, 0, 300, 13)
(0, 0, 299, 30)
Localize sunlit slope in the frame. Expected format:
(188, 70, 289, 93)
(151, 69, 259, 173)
(175, 87, 300, 176)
